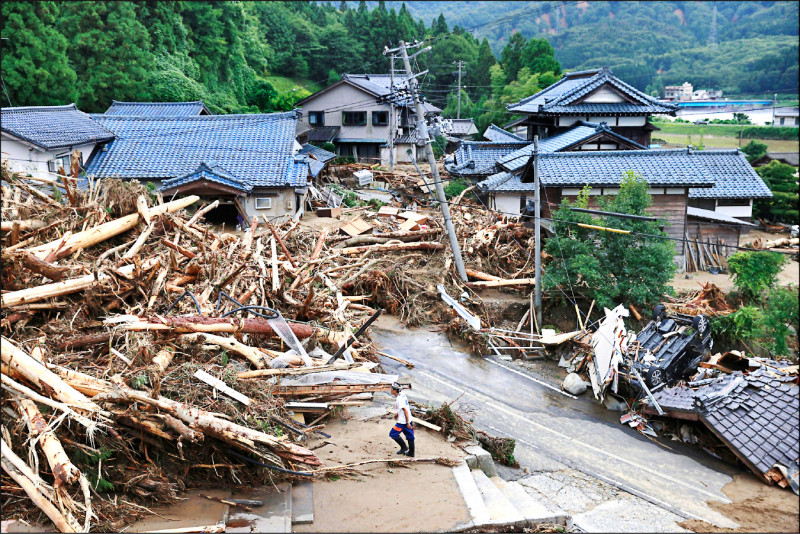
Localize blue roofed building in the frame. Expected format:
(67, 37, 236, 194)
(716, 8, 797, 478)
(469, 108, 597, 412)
(86, 111, 312, 223)
(506, 67, 678, 147)
(446, 122, 645, 182)
(476, 147, 771, 267)
(482, 124, 527, 143)
(103, 100, 212, 116)
(1, 104, 115, 176)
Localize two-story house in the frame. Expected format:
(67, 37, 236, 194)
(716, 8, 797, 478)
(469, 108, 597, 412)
(505, 67, 678, 147)
(295, 73, 441, 165)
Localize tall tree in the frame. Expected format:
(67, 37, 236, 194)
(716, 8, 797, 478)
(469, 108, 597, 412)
(1, 2, 78, 106)
(500, 32, 526, 82)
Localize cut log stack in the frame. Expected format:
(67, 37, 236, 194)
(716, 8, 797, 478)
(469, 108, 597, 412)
(684, 232, 734, 273)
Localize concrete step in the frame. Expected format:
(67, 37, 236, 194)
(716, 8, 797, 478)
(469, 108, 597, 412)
(464, 444, 498, 477)
(471, 470, 526, 528)
(227, 483, 292, 533)
(291, 480, 314, 525)
(490, 477, 571, 528)
(451, 462, 491, 529)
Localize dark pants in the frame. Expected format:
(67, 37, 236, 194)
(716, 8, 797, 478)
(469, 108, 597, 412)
(389, 422, 415, 442)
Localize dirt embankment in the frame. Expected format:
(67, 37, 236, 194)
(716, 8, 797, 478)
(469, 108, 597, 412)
(679, 473, 800, 533)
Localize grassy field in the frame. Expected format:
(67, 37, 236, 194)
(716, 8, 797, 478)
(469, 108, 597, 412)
(263, 76, 322, 98)
(654, 133, 799, 152)
(653, 121, 799, 138)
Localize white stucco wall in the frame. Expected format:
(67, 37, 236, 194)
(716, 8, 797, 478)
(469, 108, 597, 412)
(241, 188, 297, 220)
(582, 87, 628, 103)
(716, 203, 752, 218)
(494, 193, 524, 216)
(297, 83, 397, 142)
(1, 135, 98, 176)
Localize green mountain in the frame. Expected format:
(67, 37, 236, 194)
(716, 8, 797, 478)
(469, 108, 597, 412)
(358, 1, 799, 97)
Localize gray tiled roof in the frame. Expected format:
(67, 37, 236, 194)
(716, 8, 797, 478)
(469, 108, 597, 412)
(86, 111, 308, 189)
(339, 74, 442, 113)
(698, 367, 799, 479)
(299, 143, 336, 178)
(497, 123, 647, 173)
(2, 104, 116, 150)
(304, 126, 340, 143)
(478, 148, 717, 192)
(508, 67, 678, 116)
(104, 100, 211, 116)
(483, 124, 527, 143)
(689, 151, 773, 199)
(160, 162, 252, 193)
(446, 118, 478, 137)
(447, 141, 528, 178)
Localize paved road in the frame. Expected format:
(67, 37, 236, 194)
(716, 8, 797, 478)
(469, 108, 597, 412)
(372, 317, 741, 528)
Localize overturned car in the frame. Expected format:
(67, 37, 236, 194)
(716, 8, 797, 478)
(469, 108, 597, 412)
(624, 305, 713, 391)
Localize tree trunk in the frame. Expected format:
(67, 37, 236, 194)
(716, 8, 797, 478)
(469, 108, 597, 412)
(339, 241, 445, 255)
(18, 399, 81, 487)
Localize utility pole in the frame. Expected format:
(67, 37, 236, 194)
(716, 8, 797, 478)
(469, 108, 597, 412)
(771, 93, 777, 127)
(389, 40, 468, 282)
(533, 136, 542, 329)
(455, 60, 464, 119)
(389, 54, 395, 172)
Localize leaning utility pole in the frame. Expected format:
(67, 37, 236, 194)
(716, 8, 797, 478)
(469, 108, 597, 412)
(388, 40, 468, 282)
(533, 135, 542, 329)
(389, 54, 396, 172)
(455, 60, 464, 119)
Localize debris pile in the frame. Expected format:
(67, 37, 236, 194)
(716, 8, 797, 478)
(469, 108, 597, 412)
(663, 282, 736, 317)
(0, 170, 413, 530)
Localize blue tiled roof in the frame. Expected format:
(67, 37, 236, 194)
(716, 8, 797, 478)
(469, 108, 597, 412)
(497, 123, 647, 172)
(447, 141, 528, 177)
(483, 124, 527, 143)
(478, 149, 718, 192)
(689, 150, 773, 199)
(508, 67, 678, 116)
(299, 143, 336, 164)
(446, 119, 478, 136)
(160, 162, 252, 193)
(104, 100, 211, 116)
(86, 111, 308, 188)
(2, 104, 115, 150)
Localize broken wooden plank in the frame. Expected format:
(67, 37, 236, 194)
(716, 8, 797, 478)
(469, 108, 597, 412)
(339, 216, 373, 237)
(465, 278, 536, 288)
(193, 369, 250, 405)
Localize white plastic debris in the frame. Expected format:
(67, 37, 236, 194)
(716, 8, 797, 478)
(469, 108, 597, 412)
(562, 373, 588, 395)
(590, 304, 630, 401)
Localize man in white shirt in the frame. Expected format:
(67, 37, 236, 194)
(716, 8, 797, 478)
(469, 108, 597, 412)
(389, 382, 414, 457)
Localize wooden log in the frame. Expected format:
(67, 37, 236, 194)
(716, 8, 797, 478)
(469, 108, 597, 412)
(152, 347, 175, 377)
(178, 333, 267, 368)
(1, 457, 77, 533)
(338, 241, 444, 255)
(1, 337, 100, 412)
(267, 221, 297, 268)
(238, 362, 360, 379)
(25, 195, 199, 261)
(160, 238, 196, 259)
(310, 228, 329, 260)
(17, 399, 81, 487)
(187, 200, 219, 226)
(123, 221, 155, 259)
(271, 236, 280, 292)
(1, 257, 159, 308)
(0, 220, 47, 232)
(465, 268, 502, 282)
(57, 332, 111, 352)
(465, 278, 536, 288)
(20, 252, 71, 281)
(108, 315, 317, 339)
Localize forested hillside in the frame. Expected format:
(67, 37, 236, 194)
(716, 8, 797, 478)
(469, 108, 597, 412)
(366, 1, 799, 97)
(2, 1, 795, 135)
(1, 1, 564, 135)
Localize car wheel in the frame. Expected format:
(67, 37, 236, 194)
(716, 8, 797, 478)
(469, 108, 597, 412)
(691, 315, 709, 336)
(646, 367, 664, 389)
(652, 305, 667, 322)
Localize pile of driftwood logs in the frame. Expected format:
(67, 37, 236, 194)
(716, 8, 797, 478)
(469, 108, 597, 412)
(1, 158, 542, 530)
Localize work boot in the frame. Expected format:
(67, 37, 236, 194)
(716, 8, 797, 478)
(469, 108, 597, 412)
(405, 440, 415, 457)
(393, 438, 407, 455)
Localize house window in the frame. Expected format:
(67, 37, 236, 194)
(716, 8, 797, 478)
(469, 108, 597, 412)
(255, 197, 272, 210)
(519, 195, 527, 214)
(372, 111, 389, 126)
(48, 152, 81, 174)
(309, 111, 325, 126)
(779, 117, 785, 126)
(343, 111, 367, 126)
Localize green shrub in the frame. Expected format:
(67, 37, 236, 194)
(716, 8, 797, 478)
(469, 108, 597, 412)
(444, 178, 469, 199)
(727, 251, 786, 301)
(320, 142, 336, 153)
(762, 287, 800, 356)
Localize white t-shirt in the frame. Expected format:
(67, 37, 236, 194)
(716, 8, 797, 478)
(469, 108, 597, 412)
(396, 391, 411, 424)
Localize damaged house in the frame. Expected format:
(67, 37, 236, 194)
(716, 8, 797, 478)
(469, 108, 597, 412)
(295, 73, 441, 165)
(505, 66, 678, 146)
(86, 109, 316, 224)
(1, 104, 115, 176)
